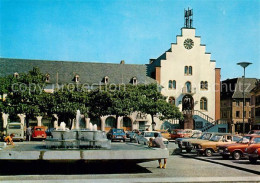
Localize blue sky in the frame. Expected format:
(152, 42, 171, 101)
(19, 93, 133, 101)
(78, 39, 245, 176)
(0, 0, 259, 80)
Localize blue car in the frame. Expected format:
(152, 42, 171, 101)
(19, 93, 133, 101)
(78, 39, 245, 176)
(107, 128, 126, 142)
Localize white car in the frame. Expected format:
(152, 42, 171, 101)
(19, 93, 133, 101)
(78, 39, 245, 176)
(137, 131, 169, 146)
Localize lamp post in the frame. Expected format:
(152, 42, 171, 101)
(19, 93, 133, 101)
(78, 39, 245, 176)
(237, 62, 252, 135)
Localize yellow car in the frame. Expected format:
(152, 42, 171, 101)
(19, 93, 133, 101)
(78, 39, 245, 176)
(158, 130, 171, 140)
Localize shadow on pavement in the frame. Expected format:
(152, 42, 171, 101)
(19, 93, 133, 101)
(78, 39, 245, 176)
(0, 160, 151, 175)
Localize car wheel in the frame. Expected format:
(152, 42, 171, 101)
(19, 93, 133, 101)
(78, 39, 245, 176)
(249, 157, 257, 164)
(222, 155, 229, 160)
(137, 140, 140, 144)
(144, 142, 146, 145)
(19, 139, 23, 142)
(205, 149, 213, 157)
(123, 139, 125, 142)
(178, 144, 182, 148)
(232, 151, 241, 160)
(186, 149, 191, 153)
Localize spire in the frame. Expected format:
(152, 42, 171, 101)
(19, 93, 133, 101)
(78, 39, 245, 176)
(184, 8, 193, 28)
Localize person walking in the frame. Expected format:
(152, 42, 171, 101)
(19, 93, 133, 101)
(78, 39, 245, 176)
(152, 133, 167, 169)
(26, 126, 32, 141)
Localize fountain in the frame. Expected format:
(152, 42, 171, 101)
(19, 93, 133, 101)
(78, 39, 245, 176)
(46, 110, 111, 149)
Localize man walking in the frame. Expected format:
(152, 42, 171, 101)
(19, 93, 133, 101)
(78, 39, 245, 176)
(26, 126, 32, 141)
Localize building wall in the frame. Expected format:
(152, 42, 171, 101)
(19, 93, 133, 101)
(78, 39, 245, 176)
(232, 99, 251, 124)
(160, 28, 216, 120)
(215, 68, 221, 120)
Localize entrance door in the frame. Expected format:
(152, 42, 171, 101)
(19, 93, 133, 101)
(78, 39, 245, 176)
(182, 94, 194, 111)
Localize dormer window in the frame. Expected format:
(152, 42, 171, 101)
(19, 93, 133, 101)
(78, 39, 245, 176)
(75, 75, 79, 83)
(132, 77, 137, 85)
(13, 72, 19, 79)
(46, 74, 50, 82)
(104, 76, 109, 84)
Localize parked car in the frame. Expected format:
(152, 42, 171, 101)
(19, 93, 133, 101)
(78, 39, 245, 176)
(170, 129, 190, 140)
(218, 135, 258, 160)
(181, 132, 216, 153)
(175, 131, 202, 149)
(158, 130, 171, 140)
(194, 133, 242, 157)
(126, 129, 140, 141)
(31, 126, 47, 140)
(248, 130, 260, 135)
(5, 122, 26, 141)
(106, 128, 126, 142)
(244, 136, 260, 163)
(137, 131, 169, 146)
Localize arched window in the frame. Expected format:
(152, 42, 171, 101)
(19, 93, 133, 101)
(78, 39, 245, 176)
(132, 77, 137, 85)
(46, 74, 50, 82)
(185, 81, 191, 93)
(168, 97, 175, 105)
(200, 97, 207, 110)
(189, 66, 192, 75)
(75, 75, 79, 82)
(172, 80, 176, 89)
(184, 66, 188, 75)
(168, 80, 172, 89)
(13, 72, 19, 79)
(104, 76, 109, 84)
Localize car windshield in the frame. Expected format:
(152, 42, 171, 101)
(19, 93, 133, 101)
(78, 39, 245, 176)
(172, 130, 184, 134)
(144, 132, 162, 137)
(35, 128, 44, 131)
(199, 133, 211, 140)
(115, 129, 124, 133)
(237, 136, 251, 143)
(8, 125, 21, 129)
(210, 135, 223, 142)
(191, 133, 201, 138)
(252, 137, 260, 144)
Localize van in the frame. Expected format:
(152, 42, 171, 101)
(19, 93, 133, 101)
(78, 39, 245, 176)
(6, 122, 25, 141)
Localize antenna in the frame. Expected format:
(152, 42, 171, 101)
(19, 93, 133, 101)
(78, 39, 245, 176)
(184, 8, 193, 28)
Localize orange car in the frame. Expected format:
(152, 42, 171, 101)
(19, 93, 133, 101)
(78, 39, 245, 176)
(244, 136, 260, 163)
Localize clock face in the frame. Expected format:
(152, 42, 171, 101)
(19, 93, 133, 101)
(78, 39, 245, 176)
(184, 39, 194, 50)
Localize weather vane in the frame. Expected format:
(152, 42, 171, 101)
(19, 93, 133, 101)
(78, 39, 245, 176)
(184, 8, 193, 28)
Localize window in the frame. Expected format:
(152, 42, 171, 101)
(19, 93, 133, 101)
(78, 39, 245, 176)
(168, 80, 172, 89)
(185, 81, 191, 93)
(236, 111, 240, 118)
(168, 80, 176, 89)
(189, 66, 192, 75)
(236, 101, 240, 106)
(132, 77, 137, 85)
(104, 76, 109, 84)
(46, 74, 50, 82)
(184, 66, 188, 75)
(200, 81, 208, 90)
(184, 66, 192, 75)
(13, 72, 19, 79)
(168, 97, 175, 105)
(75, 75, 79, 82)
(172, 80, 176, 89)
(200, 97, 207, 110)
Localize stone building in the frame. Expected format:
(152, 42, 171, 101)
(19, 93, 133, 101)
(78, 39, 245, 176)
(250, 80, 260, 130)
(220, 78, 257, 133)
(0, 9, 225, 132)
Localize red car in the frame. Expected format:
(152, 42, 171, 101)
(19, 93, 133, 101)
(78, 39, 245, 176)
(31, 126, 47, 140)
(217, 135, 258, 160)
(171, 129, 190, 140)
(244, 136, 260, 164)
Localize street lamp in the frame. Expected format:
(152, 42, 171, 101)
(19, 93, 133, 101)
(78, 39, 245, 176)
(237, 62, 252, 135)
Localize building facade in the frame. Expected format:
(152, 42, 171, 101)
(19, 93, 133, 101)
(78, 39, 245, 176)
(250, 80, 260, 130)
(220, 78, 257, 133)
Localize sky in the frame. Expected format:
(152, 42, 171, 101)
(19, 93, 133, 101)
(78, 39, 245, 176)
(0, 0, 259, 80)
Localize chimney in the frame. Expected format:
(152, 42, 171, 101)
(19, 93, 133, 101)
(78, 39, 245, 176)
(120, 60, 125, 64)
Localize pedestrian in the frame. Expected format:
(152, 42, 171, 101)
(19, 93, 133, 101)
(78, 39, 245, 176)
(26, 126, 32, 141)
(152, 133, 167, 169)
(4, 134, 15, 145)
